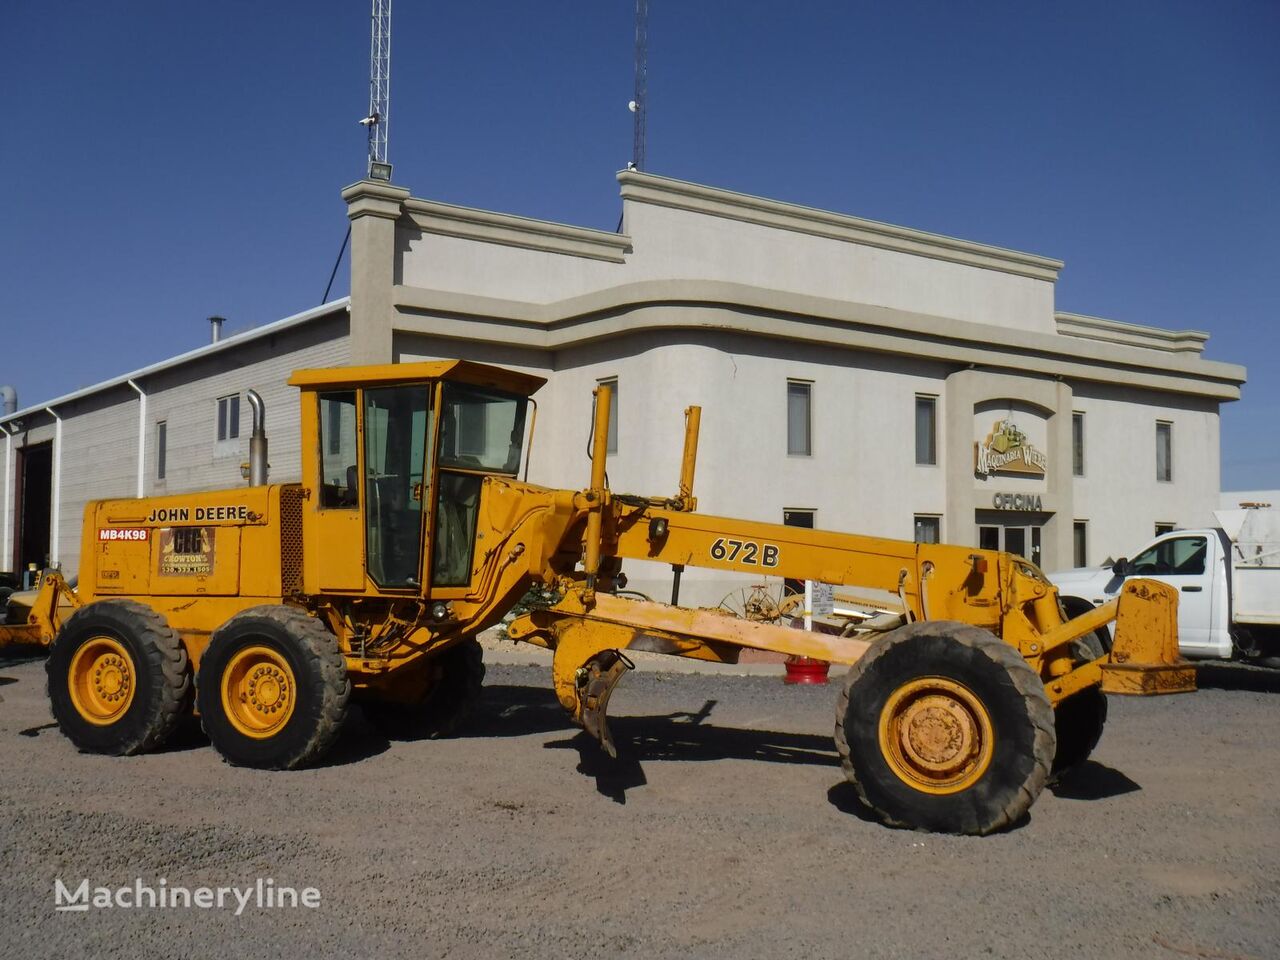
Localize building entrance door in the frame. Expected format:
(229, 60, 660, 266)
(14, 441, 53, 574)
(978, 522, 1042, 567)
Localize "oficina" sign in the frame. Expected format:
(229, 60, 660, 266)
(991, 493, 1044, 511)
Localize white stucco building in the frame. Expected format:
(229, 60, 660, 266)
(1, 171, 1246, 605)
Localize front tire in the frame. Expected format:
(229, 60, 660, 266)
(47, 600, 191, 755)
(835, 621, 1055, 835)
(196, 605, 350, 770)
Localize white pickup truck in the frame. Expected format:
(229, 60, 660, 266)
(1049, 507, 1280, 666)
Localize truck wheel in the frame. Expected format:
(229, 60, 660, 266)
(364, 637, 485, 739)
(1060, 596, 1112, 653)
(47, 600, 191, 755)
(1050, 628, 1110, 778)
(196, 605, 350, 770)
(835, 621, 1055, 835)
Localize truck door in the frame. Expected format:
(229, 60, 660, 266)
(1127, 533, 1214, 655)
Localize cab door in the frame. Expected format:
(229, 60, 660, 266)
(1127, 533, 1215, 654)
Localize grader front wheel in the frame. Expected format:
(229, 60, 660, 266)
(835, 621, 1055, 835)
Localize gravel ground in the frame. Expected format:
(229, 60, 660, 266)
(1, 651, 1277, 960)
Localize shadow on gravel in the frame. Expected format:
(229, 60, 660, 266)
(19, 722, 57, 737)
(825, 781, 1033, 832)
(1049, 760, 1141, 801)
(541, 704, 839, 804)
(0, 675, 17, 687)
(1196, 662, 1280, 693)
(317, 714, 391, 767)
(467, 684, 580, 738)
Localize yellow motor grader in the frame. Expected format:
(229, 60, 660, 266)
(0, 361, 1193, 834)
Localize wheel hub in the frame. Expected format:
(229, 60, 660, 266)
(879, 677, 994, 794)
(68, 637, 136, 725)
(222, 646, 296, 739)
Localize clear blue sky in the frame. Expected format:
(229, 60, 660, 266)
(1, 1, 1276, 487)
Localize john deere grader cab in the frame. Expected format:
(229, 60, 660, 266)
(0, 361, 1193, 835)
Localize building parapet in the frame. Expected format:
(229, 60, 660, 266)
(1055, 311, 1209, 355)
(616, 171, 1065, 283)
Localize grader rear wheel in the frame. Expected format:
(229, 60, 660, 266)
(196, 605, 350, 770)
(835, 621, 1055, 835)
(46, 600, 191, 756)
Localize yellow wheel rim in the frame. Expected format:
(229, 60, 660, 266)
(68, 636, 137, 725)
(221, 645, 297, 739)
(878, 677, 995, 795)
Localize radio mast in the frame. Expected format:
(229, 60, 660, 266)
(365, 0, 392, 179)
(631, 0, 648, 171)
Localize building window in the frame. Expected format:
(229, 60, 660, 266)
(787, 381, 811, 456)
(156, 421, 167, 480)
(913, 515, 941, 544)
(598, 378, 618, 454)
(1155, 522, 1175, 536)
(1073, 521, 1087, 568)
(1072, 412, 1085, 477)
(915, 395, 937, 465)
(217, 394, 241, 442)
(1156, 421, 1172, 482)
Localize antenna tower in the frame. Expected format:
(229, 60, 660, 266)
(632, 0, 648, 170)
(367, 0, 392, 177)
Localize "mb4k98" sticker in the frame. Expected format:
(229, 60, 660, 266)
(98, 528, 148, 542)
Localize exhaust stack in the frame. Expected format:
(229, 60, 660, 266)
(209, 316, 225, 344)
(0, 385, 15, 415)
(246, 389, 268, 486)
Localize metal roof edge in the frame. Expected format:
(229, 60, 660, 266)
(1, 298, 351, 426)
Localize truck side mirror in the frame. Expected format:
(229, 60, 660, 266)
(1111, 558, 1130, 577)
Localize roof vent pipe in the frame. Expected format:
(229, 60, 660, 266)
(209, 316, 225, 344)
(0, 386, 15, 416)
(245, 389, 268, 486)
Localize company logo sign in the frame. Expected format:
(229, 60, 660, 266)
(55, 877, 320, 915)
(975, 419, 1047, 478)
(158, 527, 216, 577)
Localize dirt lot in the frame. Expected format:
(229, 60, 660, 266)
(1, 651, 1277, 960)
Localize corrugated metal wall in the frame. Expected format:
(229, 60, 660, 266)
(7, 312, 349, 579)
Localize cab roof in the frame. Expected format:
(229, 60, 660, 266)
(288, 360, 546, 397)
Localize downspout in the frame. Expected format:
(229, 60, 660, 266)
(46, 407, 62, 569)
(126, 379, 146, 497)
(1, 422, 14, 569)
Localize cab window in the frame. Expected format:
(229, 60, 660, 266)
(364, 386, 432, 588)
(432, 383, 529, 586)
(1130, 536, 1207, 576)
(318, 391, 359, 509)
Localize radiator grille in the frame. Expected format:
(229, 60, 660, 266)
(280, 485, 304, 596)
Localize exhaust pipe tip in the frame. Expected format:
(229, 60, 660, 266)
(246, 389, 268, 486)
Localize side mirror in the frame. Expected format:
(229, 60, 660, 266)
(1111, 558, 1130, 577)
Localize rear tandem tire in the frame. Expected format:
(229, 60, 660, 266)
(46, 599, 191, 756)
(196, 605, 350, 770)
(834, 621, 1056, 835)
(363, 637, 485, 739)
